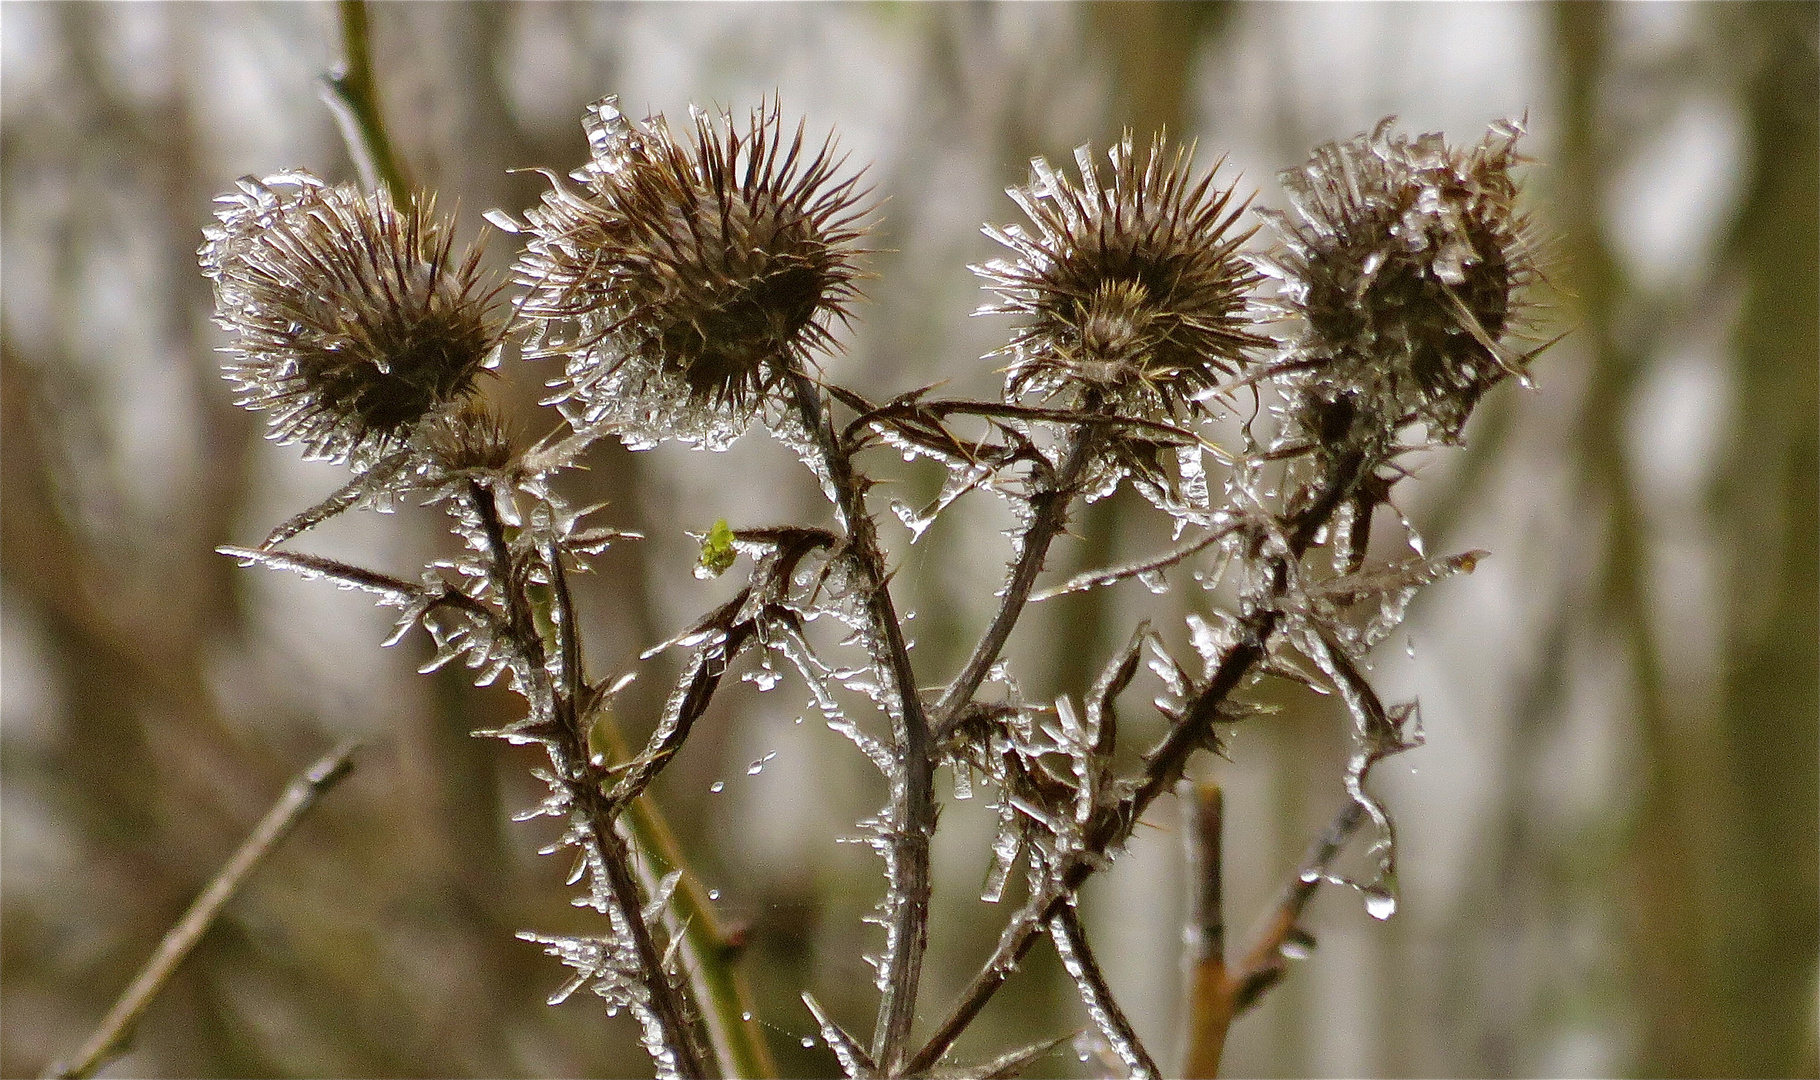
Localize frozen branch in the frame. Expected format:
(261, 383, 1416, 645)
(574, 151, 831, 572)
(787, 369, 934, 1073)
(1050, 902, 1158, 1078)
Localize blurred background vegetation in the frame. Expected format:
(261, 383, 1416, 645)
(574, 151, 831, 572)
(2, 3, 1813, 1077)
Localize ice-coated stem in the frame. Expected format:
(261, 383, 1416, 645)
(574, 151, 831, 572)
(906, 460, 1369, 1075)
(786, 370, 933, 1073)
(1050, 902, 1158, 1078)
(626, 788, 780, 1079)
(466, 484, 708, 1078)
(933, 427, 1097, 736)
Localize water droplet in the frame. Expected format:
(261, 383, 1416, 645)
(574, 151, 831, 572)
(1405, 636, 1416, 658)
(707, 889, 721, 901)
(1280, 926, 1316, 960)
(747, 750, 777, 775)
(800, 1036, 816, 1049)
(1363, 885, 1397, 921)
(741, 1012, 752, 1022)
(709, 781, 725, 793)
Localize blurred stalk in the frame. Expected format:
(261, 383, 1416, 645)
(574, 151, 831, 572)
(1711, 4, 1819, 1075)
(1554, 4, 1819, 1074)
(320, 0, 411, 194)
(46, 743, 360, 1080)
(1552, 7, 1723, 1074)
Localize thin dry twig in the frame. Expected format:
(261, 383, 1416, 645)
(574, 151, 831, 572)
(1179, 782, 1227, 1079)
(1177, 789, 1369, 1079)
(1230, 799, 1367, 1015)
(45, 741, 362, 1080)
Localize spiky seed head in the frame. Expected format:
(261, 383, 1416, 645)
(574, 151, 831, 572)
(200, 172, 503, 464)
(976, 131, 1267, 416)
(422, 400, 518, 473)
(514, 97, 870, 447)
(1256, 117, 1540, 444)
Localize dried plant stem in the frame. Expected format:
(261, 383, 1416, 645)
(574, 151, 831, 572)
(787, 370, 933, 1072)
(1050, 902, 1158, 1078)
(907, 465, 1362, 1074)
(466, 484, 707, 1078)
(933, 427, 1097, 731)
(1180, 782, 1227, 1079)
(45, 741, 360, 1080)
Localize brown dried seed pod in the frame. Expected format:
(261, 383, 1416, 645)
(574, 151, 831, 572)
(976, 131, 1268, 417)
(513, 97, 870, 447)
(201, 172, 503, 464)
(422, 400, 518, 473)
(1255, 117, 1541, 444)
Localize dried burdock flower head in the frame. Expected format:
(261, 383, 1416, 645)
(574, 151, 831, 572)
(1256, 117, 1541, 445)
(201, 171, 504, 464)
(513, 97, 870, 449)
(422, 400, 518, 474)
(977, 131, 1267, 417)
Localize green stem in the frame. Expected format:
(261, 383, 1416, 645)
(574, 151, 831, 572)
(322, 0, 411, 195)
(591, 716, 780, 1079)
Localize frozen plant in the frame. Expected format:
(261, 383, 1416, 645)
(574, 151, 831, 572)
(197, 67, 1547, 1080)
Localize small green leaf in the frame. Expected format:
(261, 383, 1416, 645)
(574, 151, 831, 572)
(698, 518, 737, 578)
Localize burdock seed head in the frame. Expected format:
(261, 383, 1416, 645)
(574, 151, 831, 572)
(976, 131, 1267, 417)
(201, 171, 503, 465)
(1256, 117, 1541, 445)
(514, 96, 870, 449)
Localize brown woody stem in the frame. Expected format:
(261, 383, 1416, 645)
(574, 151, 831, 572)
(934, 427, 1097, 737)
(786, 370, 933, 1073)
(1180, 782, 1229, 1079)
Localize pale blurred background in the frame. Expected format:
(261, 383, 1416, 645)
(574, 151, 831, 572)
(2, 3, 1814, 1077)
